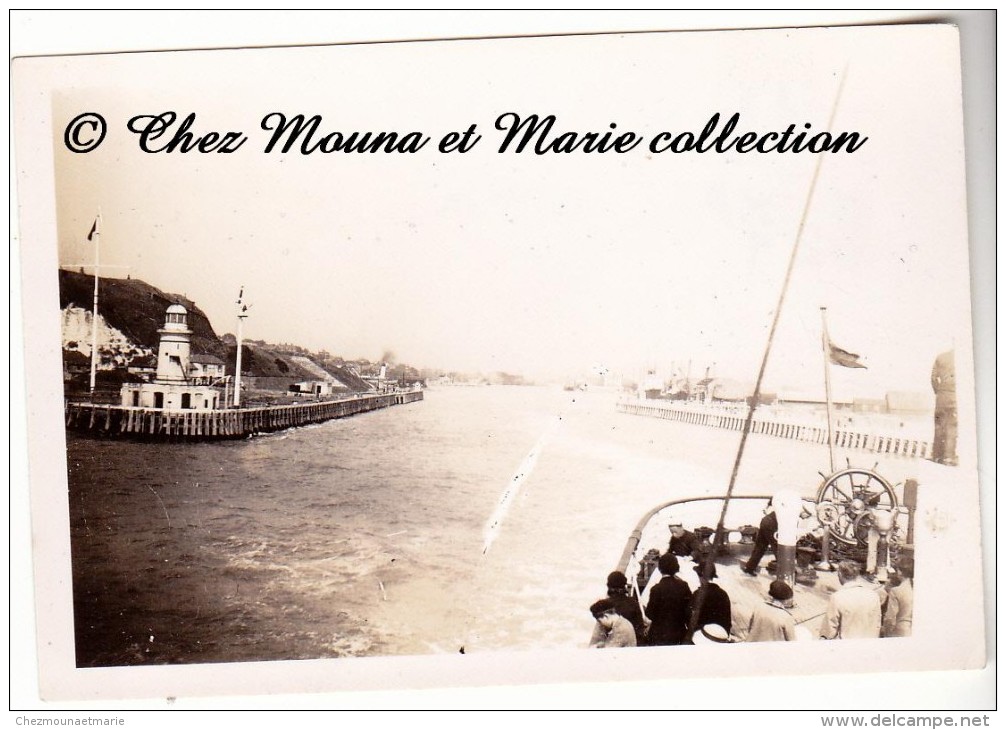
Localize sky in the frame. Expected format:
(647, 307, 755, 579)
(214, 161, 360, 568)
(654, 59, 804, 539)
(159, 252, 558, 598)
(36, 23, 973, 396)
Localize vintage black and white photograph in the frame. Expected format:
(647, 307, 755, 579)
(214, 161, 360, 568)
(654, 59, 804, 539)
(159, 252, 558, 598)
(11, 12, 992, 710)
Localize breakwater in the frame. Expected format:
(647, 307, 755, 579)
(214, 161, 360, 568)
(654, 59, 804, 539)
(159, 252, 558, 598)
(617, 400, 932, 459)
(65, 390, 423, 440)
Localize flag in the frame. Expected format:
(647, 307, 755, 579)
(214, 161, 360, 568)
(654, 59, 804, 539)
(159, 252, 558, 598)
(86, 217, 99, 241)
(827, 340, 867, 369)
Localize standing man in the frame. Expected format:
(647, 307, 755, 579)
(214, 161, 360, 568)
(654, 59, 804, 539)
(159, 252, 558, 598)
(819, 561, 882, 640)
(645, 553, 692, 645)
(741, 498, 778, 576)
(744, 580, 797, 642)
(931, 350, 957, 466)
(882, 556, 914, 638)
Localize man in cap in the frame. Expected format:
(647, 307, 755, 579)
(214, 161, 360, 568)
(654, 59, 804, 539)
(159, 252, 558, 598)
(744, 579, 797, 642)
(588, 598, 637, 648)
(667, 517, 702, 560)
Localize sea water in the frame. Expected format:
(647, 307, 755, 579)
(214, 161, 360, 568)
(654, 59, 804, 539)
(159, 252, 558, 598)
(65, 386, 924, 666)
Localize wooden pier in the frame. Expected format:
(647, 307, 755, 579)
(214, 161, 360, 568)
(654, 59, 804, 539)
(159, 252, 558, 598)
(65, 390, 424, 440)
(617, 400, 931, 459)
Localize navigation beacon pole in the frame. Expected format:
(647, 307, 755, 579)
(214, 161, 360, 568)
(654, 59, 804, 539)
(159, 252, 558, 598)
(88, 211, 102, 396)
(233, 287, 249, 407)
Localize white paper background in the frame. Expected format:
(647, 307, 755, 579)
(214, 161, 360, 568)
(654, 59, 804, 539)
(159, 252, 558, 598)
(8, 10, 996, 717)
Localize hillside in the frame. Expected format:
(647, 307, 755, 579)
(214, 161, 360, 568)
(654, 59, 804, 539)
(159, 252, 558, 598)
(59, 270, 328, 385)
(224, 343, 318, 381)
(59, 269, 227, 360)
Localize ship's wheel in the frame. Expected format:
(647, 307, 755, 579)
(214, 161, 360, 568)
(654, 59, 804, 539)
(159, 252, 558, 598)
(814, 467, 899, 546)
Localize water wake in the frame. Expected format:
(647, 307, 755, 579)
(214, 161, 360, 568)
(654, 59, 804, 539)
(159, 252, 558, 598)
(481, 411, 565, 555)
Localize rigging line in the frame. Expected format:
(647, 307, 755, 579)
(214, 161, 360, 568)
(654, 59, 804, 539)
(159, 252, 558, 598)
(687, 69, 851, 635)
(711, 66, 849, 543)
(796, 610, 828, 626)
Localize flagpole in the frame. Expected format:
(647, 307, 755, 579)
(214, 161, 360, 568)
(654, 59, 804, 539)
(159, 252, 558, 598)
(820, 306, 836, 473)
(817, 307, 838, 571)
(88, 211, 101, 396)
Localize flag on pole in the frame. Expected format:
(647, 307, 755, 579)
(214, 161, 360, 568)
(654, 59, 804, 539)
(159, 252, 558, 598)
(87, 216, 99, 241)
(827, 340, 867, 368)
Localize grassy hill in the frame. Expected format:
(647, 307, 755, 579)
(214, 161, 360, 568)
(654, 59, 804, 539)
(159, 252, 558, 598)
(59, 269, 227, 360)
(59, 270, 326, 385)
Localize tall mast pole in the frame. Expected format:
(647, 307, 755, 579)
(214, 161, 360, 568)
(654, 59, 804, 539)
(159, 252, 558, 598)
(820, 306, 836, 473)
(88, 211, 101, 396)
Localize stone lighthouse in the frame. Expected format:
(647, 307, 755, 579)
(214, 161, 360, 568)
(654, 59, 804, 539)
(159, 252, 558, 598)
(155, 303, 192, 383)
(120, 303, 223, 410)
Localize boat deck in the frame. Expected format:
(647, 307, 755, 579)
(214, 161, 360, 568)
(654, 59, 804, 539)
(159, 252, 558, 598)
(627, 497, 891, 642)
(716, 554, 841, 640)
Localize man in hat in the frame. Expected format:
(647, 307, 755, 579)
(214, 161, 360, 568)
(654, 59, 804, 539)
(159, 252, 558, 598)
(645, 552, 692, 645)
(687, 560, 732, 641)
(820, 561, 882, 640)
(667, 517, 702, 560)
(588, 598, 637, 648)
(744, 579, 797, 642)
(604, 570, 646, 645)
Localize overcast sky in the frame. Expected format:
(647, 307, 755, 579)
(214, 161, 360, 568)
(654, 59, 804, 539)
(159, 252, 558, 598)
(42, 25, 971, 395)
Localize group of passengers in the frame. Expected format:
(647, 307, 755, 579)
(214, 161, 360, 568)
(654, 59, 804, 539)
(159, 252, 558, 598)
(589, 512, 914, 648)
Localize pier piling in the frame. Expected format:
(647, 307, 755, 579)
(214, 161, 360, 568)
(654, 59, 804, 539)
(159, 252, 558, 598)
(65, 390, 424, 441)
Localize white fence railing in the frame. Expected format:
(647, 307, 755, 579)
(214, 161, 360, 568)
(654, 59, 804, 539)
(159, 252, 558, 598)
(616, 400, 931, 459)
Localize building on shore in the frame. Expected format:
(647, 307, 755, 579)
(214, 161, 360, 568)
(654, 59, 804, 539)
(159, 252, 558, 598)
(188, 353, 226, 385)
